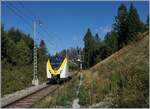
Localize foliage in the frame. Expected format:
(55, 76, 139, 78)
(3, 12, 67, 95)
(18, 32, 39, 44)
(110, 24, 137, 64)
(34, 75, 79, 108)
(54, 47, 81, 71)
(82, 3, 148, 69)
(126, 3, 145, 41)
(38, 40, 49, 82)
(104, 31, 118, 56)
(35, 33, 148, 108)
(93, 33, 102, 63)
(78, 85, 90, 106)
(1, 25, 48, 95)
(83, 28, 95, 68)
(113, 3, 128, 49)
(145, 15, 149, 31)
(39, 40, 48, 57)
(83, 29, 100, 68)
(14, 40, 31, 65)
(82, 33, 148, 107)
(1, 64, 33, 95)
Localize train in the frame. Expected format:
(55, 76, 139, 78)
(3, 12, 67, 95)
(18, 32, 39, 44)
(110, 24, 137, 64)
(46, 56, 70, 84)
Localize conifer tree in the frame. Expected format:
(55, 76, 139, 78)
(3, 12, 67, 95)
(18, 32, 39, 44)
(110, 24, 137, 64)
(126, 3, 144, 41)
(39, 40, 47, 56)
(94, 33, 102, 63)
(38, 40, 48, 82)
(1, 25, 9, 59)
(104, 31, 118, 56)
(16, 39, 31, 65)
(83, 28, 95, 68)
(94, 33, 101, 52)
(113, 3, 128, 49)
(146, 15, 149, 31)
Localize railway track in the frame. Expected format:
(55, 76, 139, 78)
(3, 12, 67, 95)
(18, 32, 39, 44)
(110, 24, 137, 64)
(2, 70, 79, 108)
(3, 85, 59, 108)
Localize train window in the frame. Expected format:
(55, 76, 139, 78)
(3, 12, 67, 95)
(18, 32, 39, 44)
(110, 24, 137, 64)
(50, 56, 65, 70)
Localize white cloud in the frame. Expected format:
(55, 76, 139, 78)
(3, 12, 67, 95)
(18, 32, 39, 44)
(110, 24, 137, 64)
(95, 26, 112, 34)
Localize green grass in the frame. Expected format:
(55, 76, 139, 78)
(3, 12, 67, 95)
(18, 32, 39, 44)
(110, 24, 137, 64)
(81, 32, 149, 107)
(1, 64, 33, 96)
(78, 84, 90, 106)
(33, 32, 148, 108)
(1, 61, 47, 96)
(34, 75, 80, 108)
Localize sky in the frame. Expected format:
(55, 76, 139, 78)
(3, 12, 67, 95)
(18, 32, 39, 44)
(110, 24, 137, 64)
(2, 1, 149, 55)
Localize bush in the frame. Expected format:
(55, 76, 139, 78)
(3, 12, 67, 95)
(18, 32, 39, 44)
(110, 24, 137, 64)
(79, 85, 90, 106)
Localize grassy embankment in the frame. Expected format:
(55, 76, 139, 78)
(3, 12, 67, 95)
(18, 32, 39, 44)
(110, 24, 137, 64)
(1, 64, 33, 96)
(1, 62, 47, 96)
(81, 32, 149, 107)
(34, 32, 149, 108)
(34, 73, 80, 108)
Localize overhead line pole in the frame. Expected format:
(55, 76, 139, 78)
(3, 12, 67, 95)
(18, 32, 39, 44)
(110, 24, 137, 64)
(32, 21, 39, 86)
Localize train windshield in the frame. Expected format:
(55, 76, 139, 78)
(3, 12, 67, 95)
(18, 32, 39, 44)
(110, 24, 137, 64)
(50, 56, 65, 70)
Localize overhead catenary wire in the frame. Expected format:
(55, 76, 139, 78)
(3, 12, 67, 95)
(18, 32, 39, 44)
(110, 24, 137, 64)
(18, 2, 37, 20)
(4, 3, 33, 30)
(4, 2, 57, 49)
(10, 2, 34, 22)
(4, 2, 76, 55)
(18, 2, 64, 51)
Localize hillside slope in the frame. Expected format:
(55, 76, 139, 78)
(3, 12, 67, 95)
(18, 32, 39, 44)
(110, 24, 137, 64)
(81, 32, 149, 107)
(33, 32, 148, 108)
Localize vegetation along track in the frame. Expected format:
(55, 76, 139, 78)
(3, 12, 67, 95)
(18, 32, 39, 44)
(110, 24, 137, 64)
(3, 85, 59, 108)
(3, 70, 79, 108)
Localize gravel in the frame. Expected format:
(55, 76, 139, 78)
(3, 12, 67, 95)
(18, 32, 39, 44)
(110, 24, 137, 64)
(1, 82, 47, 107)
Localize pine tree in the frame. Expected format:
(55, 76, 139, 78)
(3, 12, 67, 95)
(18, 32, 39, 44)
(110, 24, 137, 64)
(104, 31, 118, 56)
(38, 40, 48, 61)
(94, 33, 101, 52)
(39, 40, 47, 56)
(16, 39, 31, 65)
(1, 25, 9, 59)
(7, 28, 22, 42)
(126, 3, 144, 41)
(83, 28, 95, 68)
(113, 3, 128, 49)
(94, 33, 102, 63)
(7, 39, 31, 65)
(146, 15, 149, 31)
(38, 40, 48, 82)
(99, 44, 108, 60)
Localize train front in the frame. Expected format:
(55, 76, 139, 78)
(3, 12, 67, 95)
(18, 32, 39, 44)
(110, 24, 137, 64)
(46, 56, 69, 84)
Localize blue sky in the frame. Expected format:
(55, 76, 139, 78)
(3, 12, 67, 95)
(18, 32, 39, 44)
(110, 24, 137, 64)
(2, 1, 149, 55)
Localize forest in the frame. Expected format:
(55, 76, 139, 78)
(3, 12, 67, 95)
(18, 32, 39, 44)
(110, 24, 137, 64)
(82, 3, 149, 68)
(1, 25, 49, 95)
(1, 3, 149, 96)
(57, 3, 149, 69)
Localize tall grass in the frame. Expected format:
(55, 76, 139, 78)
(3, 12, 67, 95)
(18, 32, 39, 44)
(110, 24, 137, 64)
(81, 33, 149, 107)
(35, 75, 79, 108)
(1, 61, 47, 96)
(1, 64, 33, 96)
(34, 33, 148, 108)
